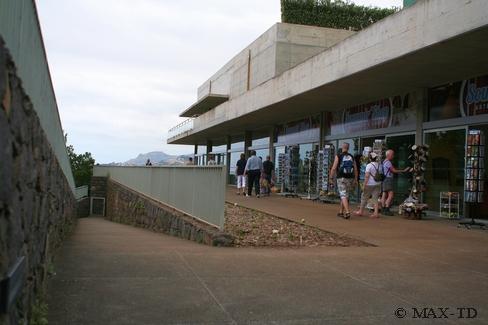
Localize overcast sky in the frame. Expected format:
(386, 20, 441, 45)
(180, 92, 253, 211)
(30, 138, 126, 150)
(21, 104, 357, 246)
(37, 0, 402, 163)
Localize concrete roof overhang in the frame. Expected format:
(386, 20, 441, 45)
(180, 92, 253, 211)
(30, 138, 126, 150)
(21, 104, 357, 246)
(168, 0, 488, 146)
(179, 94, 229, 117)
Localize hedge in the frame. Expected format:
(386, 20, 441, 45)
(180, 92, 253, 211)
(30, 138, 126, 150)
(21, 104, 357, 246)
(281, 0, 399, 31)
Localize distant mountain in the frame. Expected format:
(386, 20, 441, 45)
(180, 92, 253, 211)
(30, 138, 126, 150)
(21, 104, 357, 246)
(117, 151, 191, 166)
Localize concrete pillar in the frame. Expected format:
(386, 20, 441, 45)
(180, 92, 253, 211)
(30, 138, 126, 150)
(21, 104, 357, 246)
(193, 144, 198, 165)
(244, 131, 252, 158)
(206, 140, 213, 154)
(268, 127, 276, 162)
(415, 88, 427, 144)
(226, 136, 231, 184)
(319, 112, 326, 149)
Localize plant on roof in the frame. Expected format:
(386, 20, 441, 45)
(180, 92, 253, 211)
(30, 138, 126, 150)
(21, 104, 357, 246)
(281, 0, 399, 31)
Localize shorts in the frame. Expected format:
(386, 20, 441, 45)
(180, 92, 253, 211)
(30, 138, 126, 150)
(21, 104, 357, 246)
(382, 177, 394, 192)
(237, 175, 247, 189)
(360, 184, 381, 209)
(337, 177, 355, 199)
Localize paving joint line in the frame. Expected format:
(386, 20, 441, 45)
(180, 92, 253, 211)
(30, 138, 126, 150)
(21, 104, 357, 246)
(313, 258, 419, 307)
(174, 251, 238, 325)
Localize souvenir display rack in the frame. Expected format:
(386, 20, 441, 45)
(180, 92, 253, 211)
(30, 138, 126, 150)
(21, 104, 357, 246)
(439, 192, 460, 219)
(399, 144, 429, 219)
(460, 129, 487, 229)
(316, 144, 336, 203)
(301, 150, 318, 200)
(278, 146, 300, 197)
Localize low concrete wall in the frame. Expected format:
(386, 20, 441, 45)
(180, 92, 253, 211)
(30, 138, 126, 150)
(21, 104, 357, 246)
(0, 39, 76, 324)
(106, 180, 233, 246)
(93, 166, 226, 229)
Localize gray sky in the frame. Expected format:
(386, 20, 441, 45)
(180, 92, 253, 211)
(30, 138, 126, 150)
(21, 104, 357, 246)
(37, 0, 402, 163)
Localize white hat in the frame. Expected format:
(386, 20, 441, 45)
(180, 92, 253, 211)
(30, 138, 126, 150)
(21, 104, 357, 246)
(370, 152, 378, 159)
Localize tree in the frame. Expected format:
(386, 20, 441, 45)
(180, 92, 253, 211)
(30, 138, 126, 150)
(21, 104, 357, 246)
(67, 143, 95, 187)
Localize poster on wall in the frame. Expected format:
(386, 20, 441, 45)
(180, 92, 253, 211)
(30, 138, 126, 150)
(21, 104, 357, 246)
(461, 75, 488, 116)
(326, 94, 415, 136)
(342, 99, 392, 133)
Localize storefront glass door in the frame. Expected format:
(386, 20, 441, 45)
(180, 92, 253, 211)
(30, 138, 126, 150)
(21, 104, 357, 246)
(424, 129, 466, 214)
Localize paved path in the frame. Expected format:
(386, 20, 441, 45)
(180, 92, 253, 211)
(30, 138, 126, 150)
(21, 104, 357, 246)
(48, 193, 488, 324)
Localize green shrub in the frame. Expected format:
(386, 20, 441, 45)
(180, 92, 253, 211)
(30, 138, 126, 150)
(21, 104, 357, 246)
(281, 0, 399, 31)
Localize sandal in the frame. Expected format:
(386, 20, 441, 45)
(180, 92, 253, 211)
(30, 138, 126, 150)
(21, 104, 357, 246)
(369, 214, 379, 218)
(344, 212, 351, 219)
(354, 211, 363, 217)
(337, 212, 344, 218)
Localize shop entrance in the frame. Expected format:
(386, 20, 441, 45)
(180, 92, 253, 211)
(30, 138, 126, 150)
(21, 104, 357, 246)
(424, 128, 466, 216)
(385, 134, 416, 205)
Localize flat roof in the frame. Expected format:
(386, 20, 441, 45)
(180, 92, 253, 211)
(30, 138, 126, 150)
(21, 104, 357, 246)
(179, 94, 229, 117)
(168, 0, 488, 145)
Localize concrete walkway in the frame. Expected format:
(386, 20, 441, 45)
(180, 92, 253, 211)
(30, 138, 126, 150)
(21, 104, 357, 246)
(48, 195, 488, 324)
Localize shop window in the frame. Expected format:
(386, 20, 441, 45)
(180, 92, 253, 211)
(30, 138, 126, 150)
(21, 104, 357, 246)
(428, 74, 488, 121)
(254, 148, 269, 160)
(231, 141, 244, 150)
(212, 144, 227, 153)
(327, 94, 414, 136)
(196, 146, 206, 154)
(428, 82, 462, 121)
(276, 116, 320, 145)
(424, 129, 465, 214)
(252, 137, 269, 146)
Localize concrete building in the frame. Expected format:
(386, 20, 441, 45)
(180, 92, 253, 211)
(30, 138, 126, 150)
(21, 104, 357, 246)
(167, 0, 488, 218)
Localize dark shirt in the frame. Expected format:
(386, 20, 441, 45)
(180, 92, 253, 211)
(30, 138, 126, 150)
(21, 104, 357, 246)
(337, 152, 355, 179)
(263, 160, 274, 175)
(236, 158, 247, 175)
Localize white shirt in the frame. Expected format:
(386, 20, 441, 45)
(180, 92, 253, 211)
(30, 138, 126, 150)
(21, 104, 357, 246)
(365, 162, 381, 186)
(245, 155, 263, 171)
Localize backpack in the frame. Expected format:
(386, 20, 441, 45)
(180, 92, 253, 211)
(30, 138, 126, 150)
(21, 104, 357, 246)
(338, 154, 354, 177)
(372, 162, 386, 182)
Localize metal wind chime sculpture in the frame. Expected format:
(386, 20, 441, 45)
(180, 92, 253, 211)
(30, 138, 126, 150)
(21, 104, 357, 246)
(399, 144, 429, 219)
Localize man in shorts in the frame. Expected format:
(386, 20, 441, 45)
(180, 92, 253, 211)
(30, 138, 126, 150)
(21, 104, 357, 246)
(381, 149, 407, 215)
(330, 143, 358, 219)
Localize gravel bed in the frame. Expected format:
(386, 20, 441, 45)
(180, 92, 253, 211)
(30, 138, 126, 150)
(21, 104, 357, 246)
(224, 203, 373, 248)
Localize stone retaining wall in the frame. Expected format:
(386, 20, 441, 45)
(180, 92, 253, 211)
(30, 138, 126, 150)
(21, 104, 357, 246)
(0, 39, 76, 324)
(106, 179, 234, 247)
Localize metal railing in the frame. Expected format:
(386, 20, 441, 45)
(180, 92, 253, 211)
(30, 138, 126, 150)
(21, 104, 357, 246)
(0, 0, 75, 191)
(167, 118, 194, 140)
(93, 165, 226, 229)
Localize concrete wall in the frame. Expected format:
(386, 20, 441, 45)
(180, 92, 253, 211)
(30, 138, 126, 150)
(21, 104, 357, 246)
(93, 166, 227, 229)
(197, 23, 355, 100)
(105, 180, 233, 246)
(169, 0, 488, 145)
(0, 0, 75, 191)
(0, 40, 76, 325)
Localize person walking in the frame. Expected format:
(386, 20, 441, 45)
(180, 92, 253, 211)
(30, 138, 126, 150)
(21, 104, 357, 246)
(244, 150, 263, 197)
(236, 153, 247, 195)
(354, 152, 382, 218)
(381, 149, 407, 216)
(330, 142, 358, 219)
(145, 159, 152, 166)
(262, 155, 274, 196)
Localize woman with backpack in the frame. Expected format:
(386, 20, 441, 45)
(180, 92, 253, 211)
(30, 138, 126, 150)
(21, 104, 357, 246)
(354, 152, 383, 218)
